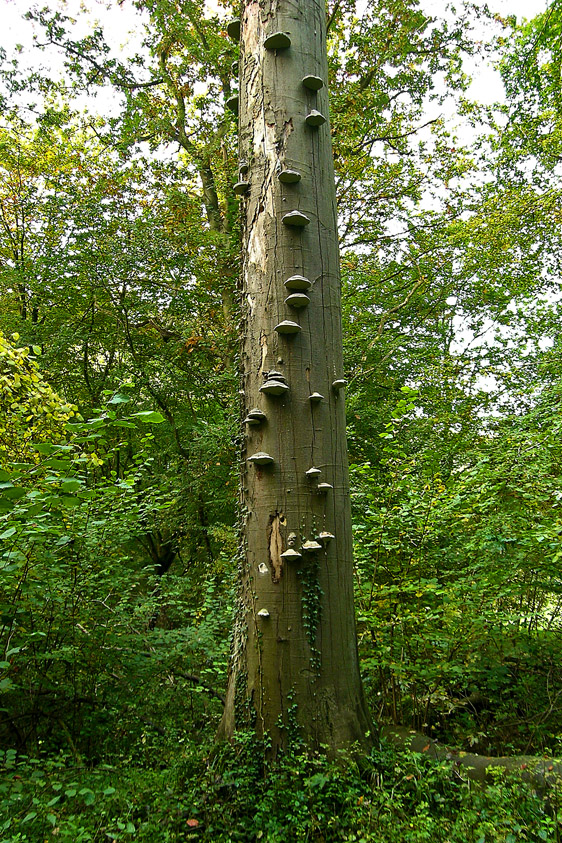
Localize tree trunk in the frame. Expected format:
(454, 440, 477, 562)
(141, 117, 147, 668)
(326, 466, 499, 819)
(382, 726, 562, 794)
(218, 0, 373, 754)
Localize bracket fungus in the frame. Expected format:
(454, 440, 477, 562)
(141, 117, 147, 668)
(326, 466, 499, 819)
(239, 161, 249, 175)
(305, 110, 327, 127)
(284, 274, 312, 292)
(302, 540, 323, 553)
(264, 31, 291, 50)
(231, 60, 239, 75)
(282, 210, 311, 228)
(284, 292, 310, 309)
(247, 408, 266, 422)
(233, 181, 250, 196)
(332, 379, 346, 391)
(227, 19, 241, 40)
(243, 415, 261, 426)
(260, 371, 289, 396)
(317, 531, 335, 544)
(302, 74, 324, 90)
(280, 548, 303, 561)
(308, 392, 324, 403)
(257, 608, 270, 618)
(247, 452, 275, 466)
(278, 169, 301, 184)
(226, 95, 239, 115)
(317, 482, 333, 493)
(275, 320, 301, 335)
(305, 467, 322, 478)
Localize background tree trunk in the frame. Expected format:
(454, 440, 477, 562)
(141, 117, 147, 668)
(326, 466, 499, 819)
(218, 0, 373, 754)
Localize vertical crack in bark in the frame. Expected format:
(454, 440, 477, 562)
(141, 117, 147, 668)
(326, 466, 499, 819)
(268, 512, 285, 583)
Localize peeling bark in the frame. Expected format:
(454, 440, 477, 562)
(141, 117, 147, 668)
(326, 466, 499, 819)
(218, 0, 373, 754)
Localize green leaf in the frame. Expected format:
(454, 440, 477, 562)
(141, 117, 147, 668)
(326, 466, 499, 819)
(305, 773, 328, 790)
(32, 345, 42, 355)
(132, 410, 165, 424)
(108, 392, 130, 404)
(33, 443, 68, 455)
(60, 496, 80, 508)
(0, 527, 16, 540)
(60, 478, 82, 493)
(21, 812, 37, 824)
(45, 458, 72, 470)
(103, 787, 116, 796)
(80, 787, 96, 805)
(1, 486, 26, 500)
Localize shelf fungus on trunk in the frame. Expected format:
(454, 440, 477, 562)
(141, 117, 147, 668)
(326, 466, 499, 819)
(226, 95, 239, 115)
(264, 31, 291, 50)
(280, 548, 303, 561)
(317, 482, 333, 493)
(305, 110, 327, 127)
(274, 320, 301, 335)
(227, 19, 241, 40)
(247, 408, 266, 422)
(257, 608, 270, 618)
(260, 371, 290, 396)
(284, 274, 312, 292)
(317, 531, 335, 544)
(302, 540, 323, 553)
(302, 74, 324, 90)
(282, 210, 311, 228)
(284, 293, 310, 309)
(278, 168, 301, 184)
(234, 181, 250, 196)
(332, 379, 346, 391)
(308, 392, 324, 403)
(247, 452, 275, 466)
(232, 60, 239, 75)
(305, 467, 322, 478)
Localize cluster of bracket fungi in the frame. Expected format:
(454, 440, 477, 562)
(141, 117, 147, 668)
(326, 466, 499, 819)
(228, 15, 345, 577)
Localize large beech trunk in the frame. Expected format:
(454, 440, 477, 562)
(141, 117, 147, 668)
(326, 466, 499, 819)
(218, 0, 373, 753)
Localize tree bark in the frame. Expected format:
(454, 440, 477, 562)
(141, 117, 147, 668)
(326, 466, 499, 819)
(218, 0, 373, 754)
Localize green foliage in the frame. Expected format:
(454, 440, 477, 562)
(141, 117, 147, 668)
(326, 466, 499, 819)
(1, 735, 557, 842)
(0, 333, 231, 757)
(351, 374, 562, 752)
(0, 0, 562, 837)
(0, 331, 77, 462)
